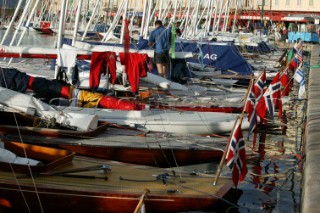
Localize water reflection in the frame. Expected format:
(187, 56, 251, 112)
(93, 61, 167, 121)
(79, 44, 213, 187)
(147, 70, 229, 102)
(251, 161, 278, 194)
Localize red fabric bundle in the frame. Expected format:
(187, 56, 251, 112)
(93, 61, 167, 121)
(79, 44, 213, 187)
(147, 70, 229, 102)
(99, 96, 145, 110)
(118, 52, 148, 93)
(89, 51, 117, 89)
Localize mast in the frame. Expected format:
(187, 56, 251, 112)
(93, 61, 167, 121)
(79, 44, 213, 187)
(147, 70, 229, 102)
(143, 0, 153, 39)
(71, 0, 83, 46)
(182, 0, 191, 38)
(0, 0, 26, 45)
(160, 1, 172, 23)
(205, 0, 213, 35)
(211, 0, 218, 33)
(260, 0, 265, 29)
(63, 0, 70, 28)
(192, 0, 200, 37)
(195, 1, 209, 37)
(54, 0, 68, 78)
(101, 0, 125, 42)
(216, 0, 223, 32)
(56, 0, 68, 49)
(223, 0, 231, 32)
(8, 0, 32, 46)
(168, 0, 178, 27)
(140, 0, 148, 37)
(119, 0, 128, 44)
(158, 0, 163, 20)
(6, 0, 41, 66)
(16, 0, 41, 46)
(81, 0, 101, 41)
(173, 0, 178, 22)
(232, 0, 238, 33)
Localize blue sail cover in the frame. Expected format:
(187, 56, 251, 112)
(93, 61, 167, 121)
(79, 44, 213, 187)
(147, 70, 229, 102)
(245, 41, 271, 53)
(63, 37, 253, 75)
(174, 39, 253, 75)
(135, 37, 253, 75)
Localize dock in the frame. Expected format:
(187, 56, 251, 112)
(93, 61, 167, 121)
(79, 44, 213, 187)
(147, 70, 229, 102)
(301, 45, 320, 213)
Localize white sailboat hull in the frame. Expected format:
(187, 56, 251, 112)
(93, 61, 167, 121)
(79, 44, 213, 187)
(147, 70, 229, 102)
(57, 106, 249, 135)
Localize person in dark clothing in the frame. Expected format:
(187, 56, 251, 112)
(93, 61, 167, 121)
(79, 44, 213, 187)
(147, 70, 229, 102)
(148, 20, 171, 78)
(176, 21, 182, 37)
(135, 17, 142, 27)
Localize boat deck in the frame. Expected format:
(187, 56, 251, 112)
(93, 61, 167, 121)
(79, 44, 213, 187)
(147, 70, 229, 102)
(0, 155, 233, 213)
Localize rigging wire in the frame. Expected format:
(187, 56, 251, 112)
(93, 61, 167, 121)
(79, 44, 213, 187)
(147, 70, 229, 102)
(0, 67, 44, 213)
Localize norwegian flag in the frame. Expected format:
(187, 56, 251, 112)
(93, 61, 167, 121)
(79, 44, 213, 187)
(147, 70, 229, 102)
(280, 67, 290, 96)
(253, 70, 267, 100)
(289, 57, 299, 72)
(245, 83, 257, 133)
(256, 72, 282, 120)
(226, 121, 248, 188)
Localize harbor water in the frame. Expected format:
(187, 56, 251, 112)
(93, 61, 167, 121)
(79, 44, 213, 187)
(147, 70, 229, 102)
(0, 29, 304, 213)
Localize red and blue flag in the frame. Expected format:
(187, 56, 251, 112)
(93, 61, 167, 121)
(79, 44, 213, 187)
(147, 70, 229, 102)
(226, 121, 248, 188)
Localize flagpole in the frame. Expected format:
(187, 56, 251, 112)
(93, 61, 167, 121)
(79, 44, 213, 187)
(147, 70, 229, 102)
(281, 72, 294, 95)
(256, 68, 265, 81)
(239, 78, 254, 126)
(213, 116, 239, 186)
(213, 79, 253, 186)
(134, 188, 150, 213)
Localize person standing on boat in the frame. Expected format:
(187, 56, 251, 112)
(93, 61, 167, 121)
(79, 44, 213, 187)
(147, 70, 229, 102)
(176, 21, 182, 37)
(135, 17, 142, 28)
(148, 20, 171, 78)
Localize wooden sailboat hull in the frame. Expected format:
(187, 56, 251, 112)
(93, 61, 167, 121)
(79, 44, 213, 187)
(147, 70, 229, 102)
(33, 142, 224, 167)
(0, 111, 226, 167)
(2, 134, 225, 168)
(0, 182, 231, 213)
(0, 141, 233, 213)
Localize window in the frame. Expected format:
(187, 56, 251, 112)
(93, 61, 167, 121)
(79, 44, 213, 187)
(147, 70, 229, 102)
(297, 0, 301, 5)
(275, 0, 279, 6)
(286, 0, 290, 5)
(309, 0, 313, 6)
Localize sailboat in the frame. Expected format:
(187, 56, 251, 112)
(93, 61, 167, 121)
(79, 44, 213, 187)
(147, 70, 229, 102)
(0, 140, 234, 213)
(0, 44, 250, 135)
(0, 99, 228, 167)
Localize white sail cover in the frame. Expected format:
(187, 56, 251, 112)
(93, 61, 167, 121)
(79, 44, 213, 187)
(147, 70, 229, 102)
(0, 87, 98, 131)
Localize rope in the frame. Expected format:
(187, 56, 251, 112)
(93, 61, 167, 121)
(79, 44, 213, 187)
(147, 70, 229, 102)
(0, 67, 44, 213)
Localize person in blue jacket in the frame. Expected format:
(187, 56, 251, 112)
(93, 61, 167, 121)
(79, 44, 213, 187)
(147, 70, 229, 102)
(148, 20, 171, 78)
